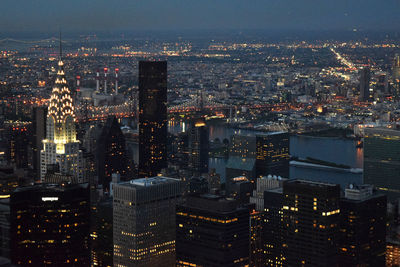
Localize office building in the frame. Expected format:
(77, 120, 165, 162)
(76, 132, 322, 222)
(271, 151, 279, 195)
(32, 107, 47, 178)
(91, 196, 113, 267)
(364, 127, 400, 199)
(360, 67, 372, 101)
(338, 184, 386, 266)
(249, 176, 286, 266)
(40, 58, 83, 182)
(138, 61, 168, 177)
(188, 118, 209, 174)
(0, 199, 10, 259)
(97, 117, 129, 190)
(7, 126, 29, 169)
(176, 194, 250, 267)
(250, 175, 286, 211)
(376, 72, 389, 94)
(393, 54, 400, 81)
(282, 180, 341, 266)
(256, 132, 289, 178)
(263, 187, 285, 266)
(113, 177, 182, 266)
(387, 240, 400, 267)
(249, 207, 264, 267)
(227, 176, 253, 204)
(10, 183, 90, 266)
(229, 134, 256, 159)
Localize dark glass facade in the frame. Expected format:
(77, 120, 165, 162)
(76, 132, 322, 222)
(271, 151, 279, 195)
(138, 61, 167, 177)
(188, 118, 209, 174)
(360, 67, 372, 101)
(32, 107, 47, 178)
(339, 193, 386, 266)
(282, 180, 341, 267)
(364, 128, 400, 199)
(255, 132, 290, 178)
(176, 195, 250, 267)
(10, 183, 90, 266)
(97, 117, 129, 190)
(263, 188, 285, 266)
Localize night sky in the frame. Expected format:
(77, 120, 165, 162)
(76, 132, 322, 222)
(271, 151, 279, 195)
(1, 0, 399, 33)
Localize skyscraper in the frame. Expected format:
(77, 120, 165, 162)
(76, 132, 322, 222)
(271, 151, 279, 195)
(188, 117, 209, 174)
(97, 117, 129, 190)
(113, 176, 182, 266)
(10, 183, 90, 266)
(364, 127, 400, 199)
(359, 67, 372, 102)
(338, 184, 386, 266)
(282, 180, 341, 266)
(7, 126, 29, 169)
(263, 187, 285, 266)
(176, 194, 250, 267)
(256, 132, 290, 178)
(393, 54, 400, 81)
(32, 106, 47, 178)
(40, 56, 83, 182)
(249, 176, 286, 266)
(138, 61, 167, 177)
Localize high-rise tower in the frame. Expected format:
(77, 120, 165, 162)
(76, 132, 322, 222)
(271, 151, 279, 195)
(393, 54, 400, 81)
(188, 117, 209, 174)
(40, 44, 83, 182)
(138, 61, 167, 178)
(359, 67, 372, 102)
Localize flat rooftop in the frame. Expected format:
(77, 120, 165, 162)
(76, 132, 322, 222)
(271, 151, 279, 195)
(127, 176, 180, 187)
(286, 179, 338, 188)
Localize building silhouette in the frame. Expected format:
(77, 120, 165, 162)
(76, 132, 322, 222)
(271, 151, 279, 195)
(138, 61, 167, 177)
(31, 107, 47, 179)
(7, 126, 29, 169)
(282, 180, 341, 266)
(176, 194, 250, 267)
(393, 54, 400, 81)
(188, 118, 209, 174)
(10, 183, 90, 266)
(360, 67, 372, 102)
(255, 132, 290, 178)
(250, 176, 286, 266)
(97, 117, 129, 190)
(338, 184, 386, 266)
(364, 127, 400, 200)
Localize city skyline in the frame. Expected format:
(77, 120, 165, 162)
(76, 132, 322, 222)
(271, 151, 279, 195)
(1, 2, 400, 265)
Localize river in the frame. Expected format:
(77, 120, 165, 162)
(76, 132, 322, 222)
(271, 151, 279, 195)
(169, 121, 363, 187)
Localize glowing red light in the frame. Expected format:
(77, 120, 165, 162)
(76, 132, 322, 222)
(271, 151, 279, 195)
(76, 76, 81, 79)
(115, 68, 119, 72)
(104, 67, 108, 72)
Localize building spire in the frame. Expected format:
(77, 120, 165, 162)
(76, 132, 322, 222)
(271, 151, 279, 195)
(59, 30, 62, 59)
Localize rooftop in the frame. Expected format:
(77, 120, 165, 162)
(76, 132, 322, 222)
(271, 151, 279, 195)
(286, 179, 338, 188)
(126, 176, 181, 187)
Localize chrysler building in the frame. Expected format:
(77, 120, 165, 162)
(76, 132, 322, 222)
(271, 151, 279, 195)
(40, 46, 83, 182)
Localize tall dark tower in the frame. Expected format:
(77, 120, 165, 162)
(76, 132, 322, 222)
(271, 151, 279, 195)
(32, 106, 47, 178)
(97, 117, 129, 190)
(393, 54, 400, 81)
(138, 61, 167, 177)
(282, 180, 341, 266)
(10, 183, 90, 266)
(359, 67, 371, 102)
(188, 117, 209, 174)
